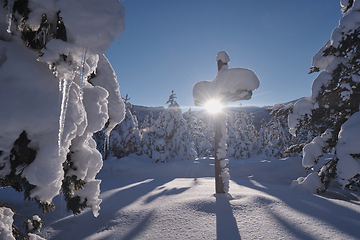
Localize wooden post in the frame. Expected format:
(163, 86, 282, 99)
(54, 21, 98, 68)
(217, 60, 228, 71)
(214, 114, 225, 193)
(214, 59, 227, 194)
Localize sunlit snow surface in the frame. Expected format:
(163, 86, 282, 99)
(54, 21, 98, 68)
(2, 154, 360, 240)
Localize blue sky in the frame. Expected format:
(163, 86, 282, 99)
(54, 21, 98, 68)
(105, 0, 343, 110)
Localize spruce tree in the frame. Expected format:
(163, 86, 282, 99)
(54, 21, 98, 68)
(290, 1, 360, 192)
(233, 110, 258, 159)
(109, 98, 141, 159)
(140, 114, 156, 158)
(146, 90, 190, 162)
(0, 0, 125, 224)
(196, 113, 214, 157)
(226, 112, 237, 158)
(267, 103, 293, 158)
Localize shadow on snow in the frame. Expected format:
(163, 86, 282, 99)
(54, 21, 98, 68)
(231, 178, 360, 240)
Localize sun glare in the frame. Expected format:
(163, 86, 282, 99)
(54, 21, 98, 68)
(204, 99, 223, 114)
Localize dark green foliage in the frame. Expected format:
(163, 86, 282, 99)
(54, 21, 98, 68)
(12, 0, 30, 20)
(296, 7, 360, 191)
(61, 175, 88, 215)
(288, 113, 326, 155)
(345, 173, 360, 191)
(0, 131, 36, 195)
(1, 200, 45, 240)
(343, 153, 360, 191)
(21, 14, 51, 49)
(6, 0, 67, 50)
(61, 152, 88, 215)
(0, 131, 55, 214)
(318, 157, 338, 193)
(55, 11, 67, 41)
(1, 0, 92, 224)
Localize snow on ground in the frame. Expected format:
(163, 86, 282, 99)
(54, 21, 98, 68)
(2, 154, 360, 240)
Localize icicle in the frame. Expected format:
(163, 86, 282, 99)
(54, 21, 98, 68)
(79, 48, 87, 100)
(101, 132, 110, 159)
(105, 133, 110, 151)
(58, 78, 71, 156)
(6, 0, 14, 34)
(58, 77, 62, 92)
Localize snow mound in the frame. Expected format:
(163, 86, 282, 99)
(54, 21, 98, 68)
(0, 207, 15, 240)
(291, 172, 322, 193)
(216, 51, 230, 63)
(336, 111, 360, 188)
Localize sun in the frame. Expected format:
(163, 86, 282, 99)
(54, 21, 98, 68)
(204, 99, 223, 114)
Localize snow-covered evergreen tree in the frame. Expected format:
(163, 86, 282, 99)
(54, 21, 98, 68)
(140, 114, 156, 157)
(0, 0, 125, 226)
(233, 110, 258, 158)
(257, 119, 270, 156)
(267, 103, 293, 158)
(226, 112, 238, 158)
(289, 1, 360, 192)
(109, 98, 141, 159)
(150, 112, 169, 162)
(196, 113, 214, 157)
(182, 109, 199, 159)
(143, 91, 192, 162)
(256, 104, 293, 158)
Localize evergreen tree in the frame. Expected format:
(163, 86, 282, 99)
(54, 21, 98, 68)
(182, 109, 200, 158)
(267, 103, 293, 158)
(109, 99, 141, 159)
(145, 91, 193, 162)
(151, 114, 169, 162)
(226, 112, 237, 158)
(227, 110, 248, 158)
(257, 119, 271, 156)
(140, 114, 156, 157)
(232, 110, 258, 159)
(0, 0, 126, 238)
(289, 1, 360, 192)
(196, 113, 214, 157)
(256, 104, 294, 158)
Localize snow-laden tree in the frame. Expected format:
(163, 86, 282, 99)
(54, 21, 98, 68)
(196, 114, 214, 157)
(289, 0, 360, 192)
(0, 0, 125, 223)
(142, 91, 196, 162)
(151, 91, 194, 162)
(140, 114, 156, 157)
(257, 104, 294, 158)
(226, 113, 238, 158)
(109, 100, 141, 159)
(227, 110, 258, 159)
(182, 109, 199, 158)
(257, 119, 270, 156)
(286, 105, 322, 157)
(266, 103, 293, 158)
(150, 112, 169, 162)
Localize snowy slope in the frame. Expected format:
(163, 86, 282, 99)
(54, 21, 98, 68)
(2, 154, 360, 240)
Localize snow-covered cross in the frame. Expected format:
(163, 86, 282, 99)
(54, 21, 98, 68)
(193, 51, 260, 106)
(192, 51, 260, 194)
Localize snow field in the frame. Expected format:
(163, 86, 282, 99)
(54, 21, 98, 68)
(2, 155, 360, 240)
